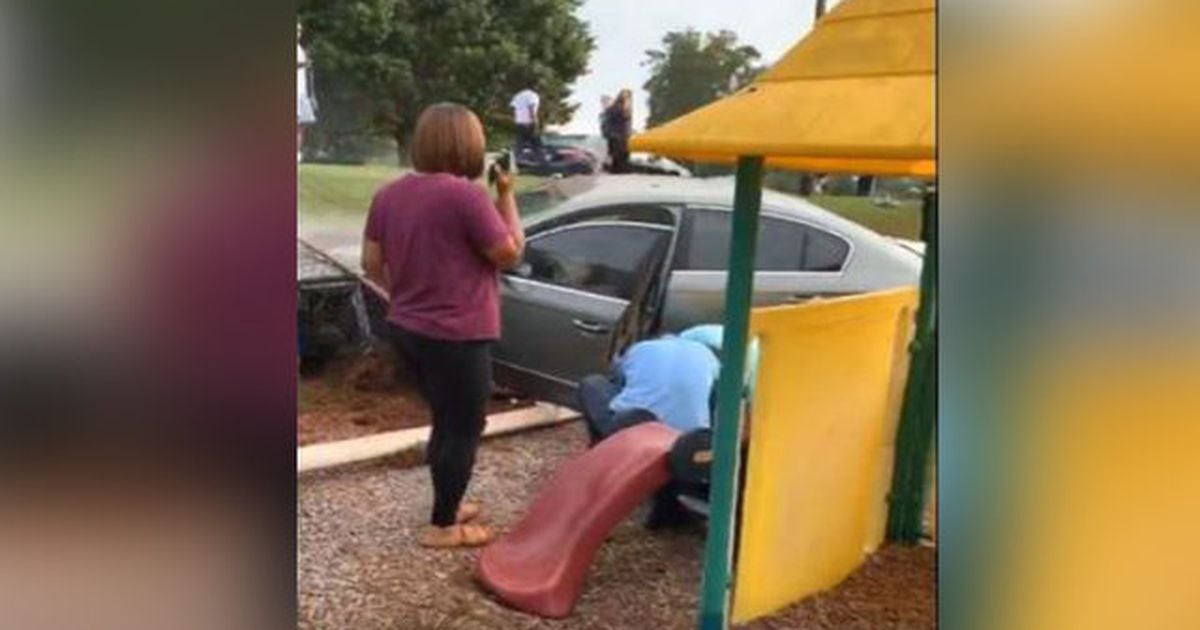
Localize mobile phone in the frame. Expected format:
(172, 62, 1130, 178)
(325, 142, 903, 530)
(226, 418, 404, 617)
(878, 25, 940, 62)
(488, 151, 513, 185)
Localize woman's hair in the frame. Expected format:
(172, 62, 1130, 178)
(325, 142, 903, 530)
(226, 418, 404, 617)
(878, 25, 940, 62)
(410, 103, 486, 179)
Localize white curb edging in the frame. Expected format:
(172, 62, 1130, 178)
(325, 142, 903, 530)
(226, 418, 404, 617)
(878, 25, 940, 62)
(298, 402, 579, 474)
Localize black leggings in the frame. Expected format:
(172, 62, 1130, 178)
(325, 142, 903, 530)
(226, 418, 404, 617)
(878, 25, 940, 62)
(388, 324, 492, 527)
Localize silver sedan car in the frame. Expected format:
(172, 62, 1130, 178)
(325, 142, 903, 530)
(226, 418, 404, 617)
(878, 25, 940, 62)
(495, 175, 922, 406)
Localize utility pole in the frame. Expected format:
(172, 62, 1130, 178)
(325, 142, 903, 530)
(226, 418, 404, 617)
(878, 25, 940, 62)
(797, 1, 829, 197)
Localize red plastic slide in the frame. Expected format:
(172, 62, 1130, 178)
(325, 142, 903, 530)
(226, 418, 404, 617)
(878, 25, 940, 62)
(476, 422, 680, 618)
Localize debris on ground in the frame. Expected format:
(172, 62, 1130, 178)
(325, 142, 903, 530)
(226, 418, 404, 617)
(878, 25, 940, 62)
(298, 348, 532, 446)
(298, 423, 934, 629)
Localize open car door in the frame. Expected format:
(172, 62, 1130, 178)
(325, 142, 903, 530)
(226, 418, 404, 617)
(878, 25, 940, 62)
(494, 219, 675, 408)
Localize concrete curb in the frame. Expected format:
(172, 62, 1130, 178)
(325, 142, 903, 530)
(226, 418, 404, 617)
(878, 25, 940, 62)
(298, 403, 579, 474)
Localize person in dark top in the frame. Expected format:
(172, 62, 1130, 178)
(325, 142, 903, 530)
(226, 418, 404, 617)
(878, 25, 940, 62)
(598, 95, 613, 168)
(603, 89, 633, 173)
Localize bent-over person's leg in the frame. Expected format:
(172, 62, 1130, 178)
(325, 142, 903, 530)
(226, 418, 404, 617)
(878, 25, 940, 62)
(577, 373, 621, 444)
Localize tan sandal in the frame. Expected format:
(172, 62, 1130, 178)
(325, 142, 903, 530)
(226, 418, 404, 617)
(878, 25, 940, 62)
(419, 523, 494, 549)
(456, 502, 482, 523)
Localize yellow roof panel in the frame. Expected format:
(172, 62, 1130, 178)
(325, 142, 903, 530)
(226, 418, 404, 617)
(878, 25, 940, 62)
(630, 0, 935, 177)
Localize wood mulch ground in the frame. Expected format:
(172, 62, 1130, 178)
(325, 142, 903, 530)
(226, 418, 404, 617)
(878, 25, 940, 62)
(298, 348, 532, 447)
(298, 422, 934, 629)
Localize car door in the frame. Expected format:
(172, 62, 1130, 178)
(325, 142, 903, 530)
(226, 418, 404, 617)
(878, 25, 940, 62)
(494, 218, 676, 407)
(660, 206, 854, 330)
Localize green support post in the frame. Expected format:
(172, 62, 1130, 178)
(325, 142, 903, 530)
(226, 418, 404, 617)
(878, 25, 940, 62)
(887, 190, 938, 542)
(699, 156, 764, 630)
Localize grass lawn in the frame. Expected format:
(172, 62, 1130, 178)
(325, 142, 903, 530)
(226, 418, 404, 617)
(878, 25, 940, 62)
(805, 194, 922, 241)
(299, 163, 547, 226)
(299, 163, 922, 240)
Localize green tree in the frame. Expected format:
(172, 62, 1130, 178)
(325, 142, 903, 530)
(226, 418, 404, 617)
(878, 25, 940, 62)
(642, 29, 762, 128)
(299, 0, 593, 164)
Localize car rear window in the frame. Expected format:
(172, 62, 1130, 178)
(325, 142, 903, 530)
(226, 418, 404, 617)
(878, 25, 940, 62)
(682, 208, 850, 272)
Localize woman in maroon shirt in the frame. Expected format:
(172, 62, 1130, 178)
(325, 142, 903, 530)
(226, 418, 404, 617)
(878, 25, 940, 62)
(361, 103, 525, 548)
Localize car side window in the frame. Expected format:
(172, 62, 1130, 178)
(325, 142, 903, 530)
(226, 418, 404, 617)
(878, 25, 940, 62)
(531, 204, 676, 235)
(681, 209, 849, 272)
(523, 224, 672, 300)
(579, 205, 675, 226)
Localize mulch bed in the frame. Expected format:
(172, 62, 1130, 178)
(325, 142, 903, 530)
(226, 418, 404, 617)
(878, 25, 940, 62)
(740, 545, 935, 629)
(298, 423, 934, 629)
(298, 346, 533, 446)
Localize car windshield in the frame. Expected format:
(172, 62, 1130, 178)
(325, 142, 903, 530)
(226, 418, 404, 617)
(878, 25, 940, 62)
(515, 177, 597, 217)
(515, 188, 567, 216)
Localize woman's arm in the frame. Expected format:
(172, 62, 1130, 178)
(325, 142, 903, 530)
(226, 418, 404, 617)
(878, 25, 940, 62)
(482, 170, 526, 269)
(360, 239, 389, 295)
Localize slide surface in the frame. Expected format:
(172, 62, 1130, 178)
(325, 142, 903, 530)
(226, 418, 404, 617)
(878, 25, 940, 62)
(476, 421, 679, 618)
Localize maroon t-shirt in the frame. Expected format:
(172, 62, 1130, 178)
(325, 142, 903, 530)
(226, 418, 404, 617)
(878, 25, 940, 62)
(364, 172, 510, 341)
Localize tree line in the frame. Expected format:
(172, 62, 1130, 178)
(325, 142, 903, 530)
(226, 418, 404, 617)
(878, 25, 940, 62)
(299, 1, 763, 166)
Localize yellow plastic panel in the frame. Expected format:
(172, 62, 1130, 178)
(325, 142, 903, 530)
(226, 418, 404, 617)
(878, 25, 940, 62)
(731, 288, 918, 624)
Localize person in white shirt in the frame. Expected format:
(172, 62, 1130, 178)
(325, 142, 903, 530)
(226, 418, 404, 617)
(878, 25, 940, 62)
(510, 87, 541, 152)
(297, 23, 318, 163)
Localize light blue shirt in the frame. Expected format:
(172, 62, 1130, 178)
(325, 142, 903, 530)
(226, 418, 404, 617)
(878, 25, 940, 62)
(609, 336, 721, 432)
(678, 324, 760, 396)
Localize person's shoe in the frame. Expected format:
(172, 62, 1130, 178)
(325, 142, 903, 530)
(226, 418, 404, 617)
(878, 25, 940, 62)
(456, 502, 482, 523)
(418, 523, 493, 548)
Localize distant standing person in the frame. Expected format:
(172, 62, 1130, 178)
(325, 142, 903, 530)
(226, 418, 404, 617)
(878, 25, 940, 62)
(604, 89, 633, 173)
(599, 95, 613, 136)
(510, 86, 541, 152)
(599, 95, 613, 168)
(296, 22, 317, 163)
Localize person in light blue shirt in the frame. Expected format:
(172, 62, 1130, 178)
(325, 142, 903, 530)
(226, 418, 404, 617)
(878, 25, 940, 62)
(578, 334, 720, 443)
(576, 324, 763, 528)
(610, 336, 721, 432)
(678, 324, 759, 398)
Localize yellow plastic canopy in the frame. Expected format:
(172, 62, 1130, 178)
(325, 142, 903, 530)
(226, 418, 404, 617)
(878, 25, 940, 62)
(630, 0, 935, 178)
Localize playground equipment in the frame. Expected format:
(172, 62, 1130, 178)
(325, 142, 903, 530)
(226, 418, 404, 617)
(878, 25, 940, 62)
(732, 288, 917, 620)
(476, 422, 679, 617)
(481, 0, 935, 626)
(476, 288, 917, 620)
(629, 0, 937, 627)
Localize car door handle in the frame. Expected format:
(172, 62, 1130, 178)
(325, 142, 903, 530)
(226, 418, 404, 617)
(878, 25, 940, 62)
(572, 319, 610, 335)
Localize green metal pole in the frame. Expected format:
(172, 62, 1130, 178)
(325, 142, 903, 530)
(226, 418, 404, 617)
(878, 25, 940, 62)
(887, 190, 938, 542)
(699, 156, 763, 630)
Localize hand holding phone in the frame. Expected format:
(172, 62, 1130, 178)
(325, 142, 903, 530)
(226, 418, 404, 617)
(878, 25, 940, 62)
(488, 151, 514, 194)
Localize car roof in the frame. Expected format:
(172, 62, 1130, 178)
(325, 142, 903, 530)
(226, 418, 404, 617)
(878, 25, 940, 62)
(533, 174, 884, 240)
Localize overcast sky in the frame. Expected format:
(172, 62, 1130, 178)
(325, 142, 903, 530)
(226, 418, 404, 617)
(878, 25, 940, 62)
(556, 0, 833, 134)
